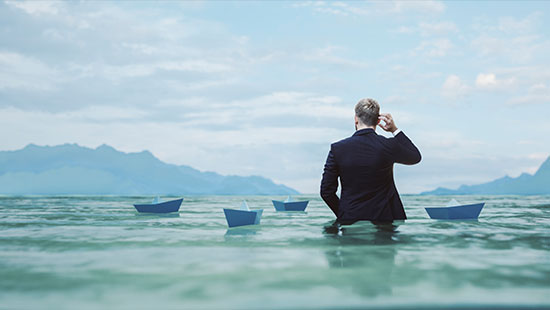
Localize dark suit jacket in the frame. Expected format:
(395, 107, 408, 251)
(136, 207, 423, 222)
(320, 128, 421, 223)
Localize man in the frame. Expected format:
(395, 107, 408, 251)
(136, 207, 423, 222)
(320, 98, 421, 224)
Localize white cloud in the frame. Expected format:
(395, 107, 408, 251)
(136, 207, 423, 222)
(0, 52, 237, 92)
(120, 43, 160, 56)
(291, 1, 367, 16)
(5, 0, 62, 16)
(394, 21, 458, 37)
(442, 75, 469, 98)
(176, 92, 350, 128)
(529, 83, 549, 93)
(475, 73, 515, 90)
(386, 1, 445, 14)
(418, 21, 458, 36)
(315, 6, 350, 16)
(468, 12, 550, 85)
(471, 34, 548, 63)
(395, 26, 414, 34)
(498, 12, 542, 34)
(507, 83, 550, 105)
(301, 45, 368, 68)
(100, 60, 234, 80)
(473, 12, 542, 36)
(292, 0, 444, 17)
(63, 106, 148, 122)
(414, 39, 453, 57)
(475, 73, 497, 88)
(494, 66, 550, 83)
(0, 52, 61, 91)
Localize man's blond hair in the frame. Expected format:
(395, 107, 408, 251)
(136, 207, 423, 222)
(355, 98, 380, 126)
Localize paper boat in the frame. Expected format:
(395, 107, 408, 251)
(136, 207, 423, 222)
(272, 195, 309, 212)
(133, 197, 183, 213)
(425, 199, 484, 220)
(223, 201, 263, 228)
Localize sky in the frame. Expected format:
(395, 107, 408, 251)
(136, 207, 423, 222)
(0, 0, 549, 194)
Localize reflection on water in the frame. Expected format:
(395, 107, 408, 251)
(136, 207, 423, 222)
(324, 221, 398, 297)
(323, 220, 400, 246)
(134, 213, 181, 218)
(276, 211, 308, 215)
(224, 227, 259, 237)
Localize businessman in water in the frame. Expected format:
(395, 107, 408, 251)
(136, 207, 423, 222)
(320, 98, 421, 224)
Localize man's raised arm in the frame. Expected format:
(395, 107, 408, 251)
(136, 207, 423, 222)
(320, 146, 340, 217)
(392, 131, 421, 165)
(378, 113, 421, 165)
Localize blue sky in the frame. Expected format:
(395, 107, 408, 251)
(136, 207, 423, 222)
(1, 0, 549, 193)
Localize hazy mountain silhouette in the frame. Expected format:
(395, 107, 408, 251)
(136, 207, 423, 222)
(0, 144, 299, 195)
(422, 156, 550, 195)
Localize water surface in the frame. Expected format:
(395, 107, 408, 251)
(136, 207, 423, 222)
(0, 195, 549, 309)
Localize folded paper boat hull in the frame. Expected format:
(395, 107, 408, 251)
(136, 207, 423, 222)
(223, 208, 263, 227)
(272, 200, 309, 211)
(134, 198, 183, 213)
(425, 203, 485, 220)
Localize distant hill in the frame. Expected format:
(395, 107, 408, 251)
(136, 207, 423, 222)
(0, 144, 299, 195)
(422, 156, 550, 195)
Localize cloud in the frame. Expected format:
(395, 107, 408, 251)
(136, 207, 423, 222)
(440, 72, 516, 98)
(471, 12, 549, 63)
(507, 83, 550, 105)
(0, 52, 61, 91)
(475, 73, 497, 88)
(292, 0, 445, 17)
(414, 39, 453, 57)
(5, 0, 62, 16)
(471, 34, 545, 62)
(475, 73, 516, 90)
(418, 21, 458, 36)
(394, 26, 414, 34)
(390, 0, 445, 14)
(396, 21, 458, 36)
(166, 91, 351, 129)
(301, 45, 368, 68)
(0, 1, 275, 112)
(0, 89, 353, 143)
(88, 60, 235, 81)
(498, 13, 541, 33)
(441, 75, 469, 98)
(493, 65, 550, 83)
(473, 12, 543, 34)
(291, 1, 370, 17)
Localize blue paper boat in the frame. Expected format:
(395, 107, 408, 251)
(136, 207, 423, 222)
(425, 200, 484, 220)
(223, 201, 263, 228)
(272, 196, 309, 211)
(133, 197, 183, 213)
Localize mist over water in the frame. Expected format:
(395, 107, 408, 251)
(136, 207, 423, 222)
(1, 195, 549, 309)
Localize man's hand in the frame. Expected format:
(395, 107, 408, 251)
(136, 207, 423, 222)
(378, 113, 398, 133)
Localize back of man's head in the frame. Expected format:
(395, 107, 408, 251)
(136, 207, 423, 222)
(355, 98, 380, 127)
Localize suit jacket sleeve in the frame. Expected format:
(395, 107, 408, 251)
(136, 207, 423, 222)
(320, 145, 339, 216)
(392, 131, 422, 165)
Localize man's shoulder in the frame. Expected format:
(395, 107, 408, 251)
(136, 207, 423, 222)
(331, 132, 393, 147)
(331, 136, 354, 149)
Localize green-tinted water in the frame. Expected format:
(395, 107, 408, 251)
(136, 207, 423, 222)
(0, 195, 549, 309)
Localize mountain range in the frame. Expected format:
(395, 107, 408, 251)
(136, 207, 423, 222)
(0, 144, 299, 195)
(422, 156, 550, 195)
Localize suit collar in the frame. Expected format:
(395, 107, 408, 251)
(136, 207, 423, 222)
(353, 128, 375, 136)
